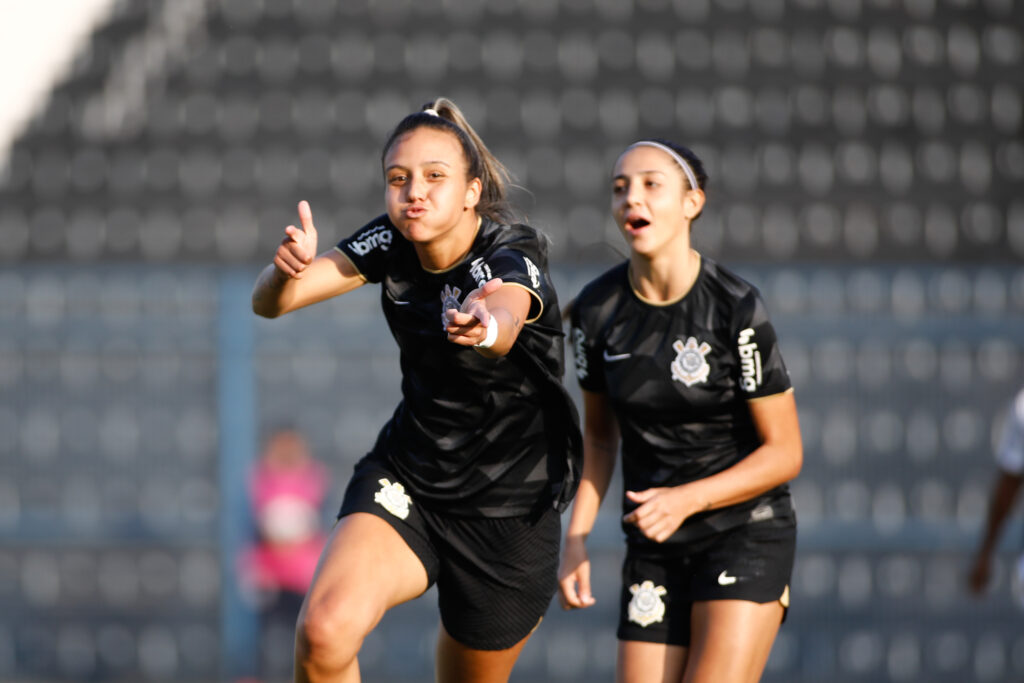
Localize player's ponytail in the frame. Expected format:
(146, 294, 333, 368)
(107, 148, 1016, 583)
(381, 97, 515, 223)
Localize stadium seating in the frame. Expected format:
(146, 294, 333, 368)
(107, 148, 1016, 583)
(1, 0, 1022, 680)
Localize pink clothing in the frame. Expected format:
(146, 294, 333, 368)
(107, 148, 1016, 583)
(241, 458, 329, 595)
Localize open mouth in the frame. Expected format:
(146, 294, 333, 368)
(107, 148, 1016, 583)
(625, 216, 650, 231)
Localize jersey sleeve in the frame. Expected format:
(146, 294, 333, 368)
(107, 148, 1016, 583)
(733, 290, 791, 399)
(995, 389, 1024, 474)
(334, 214, 397, 284)
(477, 246, 550, 322)
(569, 293, 607, 393)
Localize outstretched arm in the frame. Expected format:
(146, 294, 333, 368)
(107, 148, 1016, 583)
(443, 279, 531, 358)
(624, 390, 802, 543)
(252, 201, 366, 318)
(559, 390, 620, 609)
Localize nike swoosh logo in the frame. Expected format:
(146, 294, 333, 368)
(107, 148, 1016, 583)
(385, 291, 411, 305)
(718, 570, 737, 586)
(603, 350, 631, 362)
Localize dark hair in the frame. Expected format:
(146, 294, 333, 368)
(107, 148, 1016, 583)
(637, 138, 708, 222)
(641, 138, 709, 193)
(381, 97, 514, 223)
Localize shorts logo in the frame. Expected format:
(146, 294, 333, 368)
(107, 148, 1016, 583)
(627, 580, 667, 627)
(440, 284, 463, 329)
(671, 337, 712, 386)
(374, 478, 411, 520)
(717, 570, 738, 586)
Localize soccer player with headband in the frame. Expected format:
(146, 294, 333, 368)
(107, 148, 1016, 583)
(559, 138, 803, 682)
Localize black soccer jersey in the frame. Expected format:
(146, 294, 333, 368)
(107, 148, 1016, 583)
(571, 257, 795, 546)
(337, 215, 579, 518)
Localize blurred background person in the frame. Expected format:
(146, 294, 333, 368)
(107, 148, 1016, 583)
(240, 427, 329, 682)
(968, 385, 1024, 600)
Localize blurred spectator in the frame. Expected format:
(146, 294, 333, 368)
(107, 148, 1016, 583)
(968, 386, 1024, 601)
(240, 428, 329, 679)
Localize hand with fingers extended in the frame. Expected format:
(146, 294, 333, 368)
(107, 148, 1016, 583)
(444, 278, 504, 348)
(274, 200, 319, 279)
(622, 486, 695, 543)
(558, 535, 596, 610)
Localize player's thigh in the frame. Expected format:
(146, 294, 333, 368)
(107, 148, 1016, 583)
(683, 599, 784, 683)
(435, 621, 535, 683)
(300, 512, 430, 633)
(617, 640, 688, 683)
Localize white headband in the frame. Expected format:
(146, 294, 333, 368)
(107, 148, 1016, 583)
(423, 108, 440, 117)
(624, 141, 700, 191)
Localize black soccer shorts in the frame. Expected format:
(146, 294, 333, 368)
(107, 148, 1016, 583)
(617, 516, 795, 646)
(338, 456, 560, 650)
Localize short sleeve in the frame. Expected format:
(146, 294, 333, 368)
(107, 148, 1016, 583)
(996, 390, 1024, 474)
(733, 291, 791, 399)
(334, 214, 397, 284)
(476, 247, 548, 322)
(570, 297, 606, 393)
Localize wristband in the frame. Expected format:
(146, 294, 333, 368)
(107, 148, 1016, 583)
(474, 318, 500, 349)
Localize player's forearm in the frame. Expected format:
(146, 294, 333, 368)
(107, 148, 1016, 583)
(252, 264, 295, 318)
(472, 307, 523, 358)
(565, 432, 619, 538)
(683, 440, 802, 514)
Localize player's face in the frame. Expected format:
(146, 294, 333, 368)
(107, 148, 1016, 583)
(611, 146, 697, 257)
(383, 127, 481, 245)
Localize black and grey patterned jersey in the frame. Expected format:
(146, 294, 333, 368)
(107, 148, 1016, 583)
(336, 215, 580, 518)
(571, 258, 795, 547)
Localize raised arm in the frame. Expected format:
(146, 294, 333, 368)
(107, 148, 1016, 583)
(252, 201, 366, 318)
(559, 389, 621, 608)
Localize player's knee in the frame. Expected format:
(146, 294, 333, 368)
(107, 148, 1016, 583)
(295, 600, 372, 668)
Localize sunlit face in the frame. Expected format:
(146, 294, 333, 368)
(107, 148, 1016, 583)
(611, 145, 703, 257)
(383, 127, 481, 245)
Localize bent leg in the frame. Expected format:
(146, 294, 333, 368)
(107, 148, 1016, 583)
(294, 513, 430, 683)
(435, 620, 537, 683)
(617, 640, 688, 683)
(683, 599, 784, 683)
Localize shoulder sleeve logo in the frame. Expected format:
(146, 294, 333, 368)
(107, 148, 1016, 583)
(348, 224, 393, 256)
(737, 327, 762, 392)
(523, 256, 541, 289)
(571, 327, 588, 380)
(627, 580, 667, 627)
(671, 337, 712, 386)
(374, 478, 412, 520)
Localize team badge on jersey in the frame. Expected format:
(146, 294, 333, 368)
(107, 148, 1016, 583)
(440, 284, 463, 329)
(627, 580, 667, 627)
(671, 337, 712, 386)
(374, 478, 412, 519)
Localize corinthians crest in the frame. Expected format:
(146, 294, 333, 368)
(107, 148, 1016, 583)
(671, 337, 712, 386)
(374, 478, 412, 520)
(627, 580, 667, 627)
(439, 284, 463, 329)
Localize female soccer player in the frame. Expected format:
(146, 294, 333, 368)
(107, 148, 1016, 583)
(252, 98, 579, 683)
(558, 139, 802, 683)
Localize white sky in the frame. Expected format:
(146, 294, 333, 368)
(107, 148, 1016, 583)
(0, 0, 116, 165)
